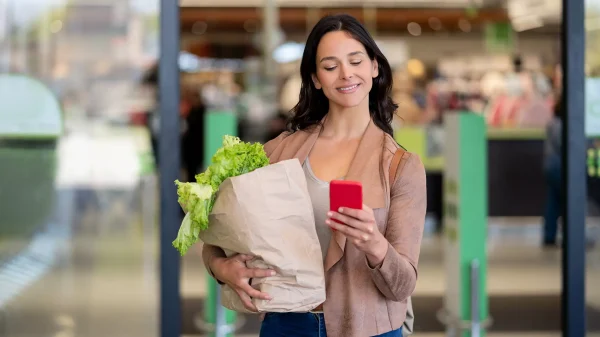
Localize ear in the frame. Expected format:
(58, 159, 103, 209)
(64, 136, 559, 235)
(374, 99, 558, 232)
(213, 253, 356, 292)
(311, 74, 322, 89)
(372, 59, 379, 78)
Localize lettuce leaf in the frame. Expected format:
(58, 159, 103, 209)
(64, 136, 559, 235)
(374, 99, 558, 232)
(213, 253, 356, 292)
(172, 135, 269, 255)
(172, 181, 214, 255)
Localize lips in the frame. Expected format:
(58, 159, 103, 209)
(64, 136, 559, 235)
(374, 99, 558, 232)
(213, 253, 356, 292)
(337, 84, 360, 93)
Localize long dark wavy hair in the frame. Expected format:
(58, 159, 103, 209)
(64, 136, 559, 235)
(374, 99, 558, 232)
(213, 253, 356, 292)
(287, 14, 398, 135)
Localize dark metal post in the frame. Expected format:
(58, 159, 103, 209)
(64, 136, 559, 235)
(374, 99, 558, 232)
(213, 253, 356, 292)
(159, 1, 181, 337)
(561, 0, 587, 335)
(470, 260, 481, 337)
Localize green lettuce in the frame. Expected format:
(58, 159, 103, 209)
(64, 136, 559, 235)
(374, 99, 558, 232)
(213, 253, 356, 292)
(172, 135, 270, 255)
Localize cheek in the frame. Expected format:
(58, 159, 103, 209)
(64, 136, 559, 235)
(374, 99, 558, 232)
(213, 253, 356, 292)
(361, 72, 374, 91)
(316, 71, 336, 87)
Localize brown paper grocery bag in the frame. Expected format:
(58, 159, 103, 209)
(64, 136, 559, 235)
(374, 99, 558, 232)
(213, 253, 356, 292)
(198, 159, 326, 313)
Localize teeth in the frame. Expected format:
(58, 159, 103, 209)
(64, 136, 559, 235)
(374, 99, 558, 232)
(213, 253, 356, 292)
(339, 84, 358, 91)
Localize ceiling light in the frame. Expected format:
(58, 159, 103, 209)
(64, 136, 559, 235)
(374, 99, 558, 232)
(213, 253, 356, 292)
(273, 42, 305, 64)
(458, 19, 472, 32)
(191, 21, 207, 35)
(512, 15, 543, 32)
(407, 22, 421, 36)
(50, 20, 63, 34)
(428, 17, 442, 31)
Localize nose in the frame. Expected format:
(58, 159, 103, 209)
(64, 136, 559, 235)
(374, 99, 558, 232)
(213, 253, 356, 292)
(339, 64, 353, 80)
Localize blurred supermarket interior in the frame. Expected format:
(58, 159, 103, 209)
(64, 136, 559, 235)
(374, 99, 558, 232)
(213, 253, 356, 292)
(1, 0, 600, 336)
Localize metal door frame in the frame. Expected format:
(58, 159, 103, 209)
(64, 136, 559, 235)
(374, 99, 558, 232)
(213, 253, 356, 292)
(561, 0, 587, 335)
(159, 1, 181, 337)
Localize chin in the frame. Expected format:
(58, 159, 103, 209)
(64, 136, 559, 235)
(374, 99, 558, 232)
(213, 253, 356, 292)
(331, 95, 369, 109)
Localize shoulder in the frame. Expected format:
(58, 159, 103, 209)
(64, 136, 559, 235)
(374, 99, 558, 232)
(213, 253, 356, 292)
(264, 131, 293, 158)
(383, 133, 426, 186)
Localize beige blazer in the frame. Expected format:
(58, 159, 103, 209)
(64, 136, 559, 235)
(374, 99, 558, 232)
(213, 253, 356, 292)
(203, 119, 427, 337)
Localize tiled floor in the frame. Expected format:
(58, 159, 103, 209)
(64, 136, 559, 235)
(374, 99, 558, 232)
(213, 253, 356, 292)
(2, 179, 600, 337)
(180, 217, 600, 336)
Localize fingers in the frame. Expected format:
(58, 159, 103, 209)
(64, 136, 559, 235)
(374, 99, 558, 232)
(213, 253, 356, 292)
(240, 282, 272, 301)
(237, 290, 258, 312)
(327, 219, 370, 242)
(247, 268, 276, 279)
(328, 211, 372, 232)
(338, 206, 372, 222)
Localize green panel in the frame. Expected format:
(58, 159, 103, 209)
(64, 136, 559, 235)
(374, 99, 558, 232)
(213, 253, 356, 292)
(203, 110, 238, 336)
(484, 22, 514, 53)
(0, 145, 56, 241)
(394, 127, 426, 157)
(458, 114, 488, 337)
(588, 148, 597, 177)
(205, 275, 237, 337)
(204, 111, 238, 169)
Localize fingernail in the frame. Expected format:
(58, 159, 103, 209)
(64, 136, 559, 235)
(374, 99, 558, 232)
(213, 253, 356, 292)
(327, 212, 333, 217)
(338, 207, 344, 213)
(325, 219, 331, 225)
(270, 270, 276, 276)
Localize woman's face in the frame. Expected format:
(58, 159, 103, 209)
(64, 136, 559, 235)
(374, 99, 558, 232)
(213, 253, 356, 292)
(312, 31, 378, 109)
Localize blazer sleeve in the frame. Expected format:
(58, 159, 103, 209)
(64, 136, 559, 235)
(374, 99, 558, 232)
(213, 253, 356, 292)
(367, 153, 427, 302)
(202, 131, 290, 282)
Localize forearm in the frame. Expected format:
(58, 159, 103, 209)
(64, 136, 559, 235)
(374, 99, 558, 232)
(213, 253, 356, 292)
(367, 243, 417, 301)
(365, 239, 389, 268)
(202, 244, 226, 281)
(368, 153, 426, 301)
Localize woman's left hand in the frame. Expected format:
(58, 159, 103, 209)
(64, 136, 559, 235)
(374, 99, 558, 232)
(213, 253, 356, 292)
(326, 205, 389, 266)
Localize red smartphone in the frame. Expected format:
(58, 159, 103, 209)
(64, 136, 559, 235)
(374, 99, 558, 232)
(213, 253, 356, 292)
(329, 180, 363, 226)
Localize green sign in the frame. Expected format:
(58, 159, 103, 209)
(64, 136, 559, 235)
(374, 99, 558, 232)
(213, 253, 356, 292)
(485, 23, 514, 53)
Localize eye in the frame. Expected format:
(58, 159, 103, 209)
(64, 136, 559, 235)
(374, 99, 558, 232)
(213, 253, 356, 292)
(324, 66, 337, 71)
(350, 61, 362, 66)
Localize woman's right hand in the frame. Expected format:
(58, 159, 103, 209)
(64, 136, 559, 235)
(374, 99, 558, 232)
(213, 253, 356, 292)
(209, 254, 275, 312)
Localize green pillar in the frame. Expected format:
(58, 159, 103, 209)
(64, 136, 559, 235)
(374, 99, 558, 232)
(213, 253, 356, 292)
(443, 113, 489, 337)
(203, 110, 238, 337)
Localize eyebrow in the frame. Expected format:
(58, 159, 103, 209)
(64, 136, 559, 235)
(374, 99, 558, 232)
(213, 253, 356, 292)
(319, 51, 366, 63)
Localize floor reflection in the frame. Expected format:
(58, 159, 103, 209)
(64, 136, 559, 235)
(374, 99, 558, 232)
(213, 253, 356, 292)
(1, 177, 159, 337)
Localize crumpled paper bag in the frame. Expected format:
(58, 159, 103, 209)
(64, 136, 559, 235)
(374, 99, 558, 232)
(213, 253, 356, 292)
(199, 159, 326, 313)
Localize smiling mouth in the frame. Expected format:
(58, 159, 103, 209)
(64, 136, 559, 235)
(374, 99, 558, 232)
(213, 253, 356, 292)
(337, 84, 360, 92)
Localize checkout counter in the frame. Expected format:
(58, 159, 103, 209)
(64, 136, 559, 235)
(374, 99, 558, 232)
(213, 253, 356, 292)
(396, 125, 600, 230)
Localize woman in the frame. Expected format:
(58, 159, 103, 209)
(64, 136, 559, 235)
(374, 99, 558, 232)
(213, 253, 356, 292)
(202, 14, 427, 337)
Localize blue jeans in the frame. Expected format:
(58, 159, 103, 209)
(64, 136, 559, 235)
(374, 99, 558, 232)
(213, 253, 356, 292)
(259, 312, 403, 337)
(543, 155, 562, 244)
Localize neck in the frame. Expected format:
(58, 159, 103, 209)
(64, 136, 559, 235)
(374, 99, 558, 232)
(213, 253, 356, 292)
(321, 100, 371, 140)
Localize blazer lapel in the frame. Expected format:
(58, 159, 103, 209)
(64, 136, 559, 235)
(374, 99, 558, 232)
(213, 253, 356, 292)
(344, 119, 387, 210)
(269, 119, 387, 273)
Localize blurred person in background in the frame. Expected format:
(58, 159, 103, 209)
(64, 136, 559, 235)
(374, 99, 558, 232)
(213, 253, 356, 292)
(542, 94, 563, 247)
(143, 64, 160, 167)
(542, 94, 596, 248)
(181, 87, 206, 181)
